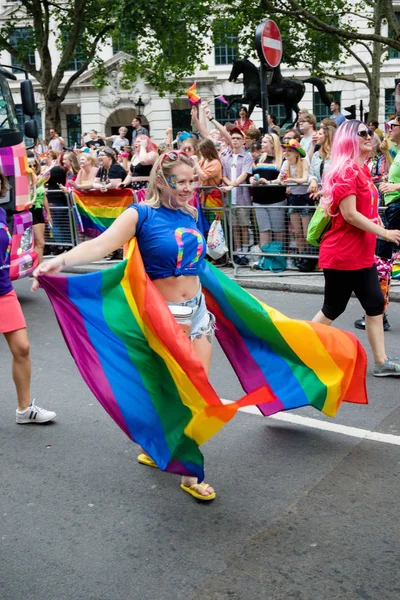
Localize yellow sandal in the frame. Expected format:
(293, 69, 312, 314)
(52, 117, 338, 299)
(180, 482, 216, 501)
(137, 453, 158, 468)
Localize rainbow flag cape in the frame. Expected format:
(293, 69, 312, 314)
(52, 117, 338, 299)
(186, 82, 201, 106)
(40, 242, 367, 481)
(73, 189, 134, 237)
(215, 95, 228, 105)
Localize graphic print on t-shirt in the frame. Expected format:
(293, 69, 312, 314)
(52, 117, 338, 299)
(174, 228, 204, 270)
(0, 223, 11, 262)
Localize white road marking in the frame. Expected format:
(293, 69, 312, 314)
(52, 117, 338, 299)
(221, 399, 400, 446)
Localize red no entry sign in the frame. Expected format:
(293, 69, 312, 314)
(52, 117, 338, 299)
(255, 20, 282, 68)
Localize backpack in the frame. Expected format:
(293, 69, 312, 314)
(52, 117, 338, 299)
(256, 241, 287, 273)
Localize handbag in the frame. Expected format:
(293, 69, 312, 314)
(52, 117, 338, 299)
(206, 214, 228, 259)
(256, 241, 287, 272)
(306, 203, 332, 247)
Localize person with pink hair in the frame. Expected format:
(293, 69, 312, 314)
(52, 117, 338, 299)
(312, 120, 400, 377)
(120, 134, 158, 191)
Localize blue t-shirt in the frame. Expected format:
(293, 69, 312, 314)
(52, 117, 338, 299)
(130, 203, 206, 280)
(0, 207, 12, 296)
(333, 113, 346, 125)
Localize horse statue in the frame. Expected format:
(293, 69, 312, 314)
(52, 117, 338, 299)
(227, 59, 332, 127)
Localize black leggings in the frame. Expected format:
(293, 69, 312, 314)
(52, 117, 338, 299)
(322, 266, 385, 321)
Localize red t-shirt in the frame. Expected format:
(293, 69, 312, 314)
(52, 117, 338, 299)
(319, 163, 379, 270)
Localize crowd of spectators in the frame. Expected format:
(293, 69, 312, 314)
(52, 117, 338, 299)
(32, 101, 394, 272)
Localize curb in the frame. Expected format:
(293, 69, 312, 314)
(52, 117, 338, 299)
(62, 264, 400, 303)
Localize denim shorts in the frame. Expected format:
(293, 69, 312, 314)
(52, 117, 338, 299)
(288, 194, 314, 217)
(167, 287, 216, 342)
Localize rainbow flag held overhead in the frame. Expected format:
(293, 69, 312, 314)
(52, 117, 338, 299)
(73, 189, 134, 237)
(40, 242, 368, 481)
(186, 82, 201, 106)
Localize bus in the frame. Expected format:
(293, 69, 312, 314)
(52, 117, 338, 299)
(0, 65, 39, 280)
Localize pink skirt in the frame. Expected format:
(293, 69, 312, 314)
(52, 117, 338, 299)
(0, 290, 26, 333)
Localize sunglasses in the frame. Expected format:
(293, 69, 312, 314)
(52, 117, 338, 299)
(160, 150, 189, 164)
(357, 129, 374, 139)
(390, 123, 400, 130)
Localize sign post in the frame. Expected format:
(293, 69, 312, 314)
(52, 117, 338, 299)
(255, 20, 283, 133)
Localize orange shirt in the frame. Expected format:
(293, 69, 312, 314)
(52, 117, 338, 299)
(198, 159, 222, 188)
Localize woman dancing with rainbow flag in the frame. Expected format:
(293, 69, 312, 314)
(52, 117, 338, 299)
(33, 151, 368, 503)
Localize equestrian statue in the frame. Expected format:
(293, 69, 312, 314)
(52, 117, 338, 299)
(227, 59, 332, 126)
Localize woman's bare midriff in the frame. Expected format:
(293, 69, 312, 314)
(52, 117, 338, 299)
(152, 275, 200, 302)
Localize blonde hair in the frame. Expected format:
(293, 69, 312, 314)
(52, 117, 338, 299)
(285, 149, 304, 178)
(260, 132, 282, 168)
(319, 125, 335, 161)
(145, 153, 197, 220)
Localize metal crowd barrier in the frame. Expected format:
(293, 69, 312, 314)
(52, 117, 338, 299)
(44, 189, 80, 252)
(41, 184, 390, 277)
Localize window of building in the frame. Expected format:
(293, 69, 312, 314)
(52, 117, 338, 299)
(16, 104, 42, 143)
(67, 114, 81, 147)
(60, 28, 87, 72)
(171, 99, 191, 139)
(389, 14, 400, 59)
(9, 28, 36, 73)
(313, 90, 341, 124)
(214, 96, 238, 125)
(385, 89, 395, 121)
(213, 21, 238, 65)
(113, 33, 135, 55)
(269, 104, 290, 126)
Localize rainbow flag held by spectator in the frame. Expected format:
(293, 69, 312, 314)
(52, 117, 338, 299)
(39, 241, 368, 481)
(186, 82, 201, 106)
(215, 95, 228, 105)
(73, 189, 134, 238)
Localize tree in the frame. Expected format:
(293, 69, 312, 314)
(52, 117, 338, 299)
(251, 0, 400, 120)
(0, 0, 213, 133)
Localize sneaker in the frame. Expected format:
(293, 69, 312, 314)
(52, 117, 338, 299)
(373, 358, 400, 377)
(16, 400, 56, 424)
(354, 314, 390, 332)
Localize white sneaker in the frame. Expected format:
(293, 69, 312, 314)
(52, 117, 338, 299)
(16, 400, 56, 424)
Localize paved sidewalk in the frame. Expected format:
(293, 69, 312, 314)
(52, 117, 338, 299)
(58, 259, 400, 303)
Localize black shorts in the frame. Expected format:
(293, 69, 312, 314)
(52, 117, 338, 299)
(322, 265, 385, 321)
(30, 207, 45, 225)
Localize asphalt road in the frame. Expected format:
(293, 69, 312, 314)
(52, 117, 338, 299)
(1, 279, 399, 600)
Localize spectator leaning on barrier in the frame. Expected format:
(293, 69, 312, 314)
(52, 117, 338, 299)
(250, 132, 287, 248)
(93, 147, 127, 192)
(221, 127, 253, 265)
(278, 139, 311, 256)
(300, 114, 317, 160)
(250, 141, 262, 162)
(244, 127, 261, 150)
(120, 135, 158, 191)
(308, 125, 336, 199)
(282, 129, 301, 143)
(71, 154, 98, 192)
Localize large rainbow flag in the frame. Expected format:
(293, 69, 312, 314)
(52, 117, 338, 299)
(73, 189, 134, 237)
(40, 242, 367, 481)
(392, 262, 400, 279)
